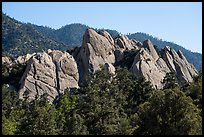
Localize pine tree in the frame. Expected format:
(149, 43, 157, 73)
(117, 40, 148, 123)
(162, 72, 179, 89)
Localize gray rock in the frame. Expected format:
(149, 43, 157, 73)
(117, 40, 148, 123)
(115, 35, 139, 50)
(104, 63, 116, 76)
(18, 50, 79, 102)
(130, 48, 167, 89)
(143, 39, 159, 60)
(162, 47, 198, 83)
(99, 30, 115, 46)
(15, 53, 36, 64)
(130, 41, 198, 89)
(114, 49, 124, 62)
(76, 29, 116, 81)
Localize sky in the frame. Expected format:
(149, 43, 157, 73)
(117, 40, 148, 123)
(2, 2, 202, 53)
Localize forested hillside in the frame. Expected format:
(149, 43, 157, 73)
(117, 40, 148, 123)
(2, 13, 68, 57)
(2, 66, 202, 135)
(28, 23, 88, 47)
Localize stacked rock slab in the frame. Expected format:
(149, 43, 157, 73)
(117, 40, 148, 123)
(130, 39, 170, 89)
(18, 50, 79, 102)
(130, 39, 198, 89)
(114, 35, 140, 62)
(162, 46, 198, 83)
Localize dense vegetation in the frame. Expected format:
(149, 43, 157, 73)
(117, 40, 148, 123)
(2, 13, 68, 57)
(2, 12, 201, 70)
(2, 65, 202, 135)
(28, 23, 89, 47)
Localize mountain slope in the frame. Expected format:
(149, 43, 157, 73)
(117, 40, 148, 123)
(2, 13, 68, 57)
(28, 23, 89, 47)
(29, 23, 120, 47)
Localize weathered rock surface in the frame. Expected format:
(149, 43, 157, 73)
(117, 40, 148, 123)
(104, 63, 116, 76)
(130, 42, 198, 89)
(115, 35, 139, 50)
(15, 53, 36, 64)
(17, 29, 198, 102)
(114, 35, 140, 62)
(74, 29, 197, 89)
(76, 29, 116, 81)
(143, 39, 159, 60)
(130, 48, 169, 89)
(162, 47, 198, 83)
(18, 49, 79, 102)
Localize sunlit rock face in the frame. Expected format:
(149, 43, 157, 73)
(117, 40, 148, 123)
(18, 50, 79, 102)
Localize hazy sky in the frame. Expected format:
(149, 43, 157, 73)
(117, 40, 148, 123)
(2, 2, 202, 53)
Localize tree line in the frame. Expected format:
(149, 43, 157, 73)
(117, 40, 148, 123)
(2, 66, 202, 135)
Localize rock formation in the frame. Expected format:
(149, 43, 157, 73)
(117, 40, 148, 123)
(130, 40, 198, 88)
(15, 53, 36, 64)
(74, 29, 198, 89)
(17, 29, 198, 102)
(130, 47, 170, 89)
(162, 46, 198, 83)
(114, 35, 140, 62)
(18, 50, 79, 102)
(76, 29, 116, 81)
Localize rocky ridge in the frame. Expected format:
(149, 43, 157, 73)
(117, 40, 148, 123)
(18, 50, 79, 102)
(15, 28, 198, 102)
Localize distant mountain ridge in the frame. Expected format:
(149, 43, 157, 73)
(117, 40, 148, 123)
(2, 12, 202, 70)
(2, 13, 68, 57)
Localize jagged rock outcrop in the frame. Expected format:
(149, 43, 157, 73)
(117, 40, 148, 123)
(75, 29, 198, 89)
(17, 29, 198, 102)
(114, 35, 140, 62)
(15, 53, 36, 64)
(130, 40, 198, 89)
(18, 50, 79, 102)
(76, 29, 116, 81)
(130, 48, 170, 89)
(115, 35, 139, 50)
(98, 30, 115, 46)
(162, 46, 198, 83)
(143, 39, 159, 60)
